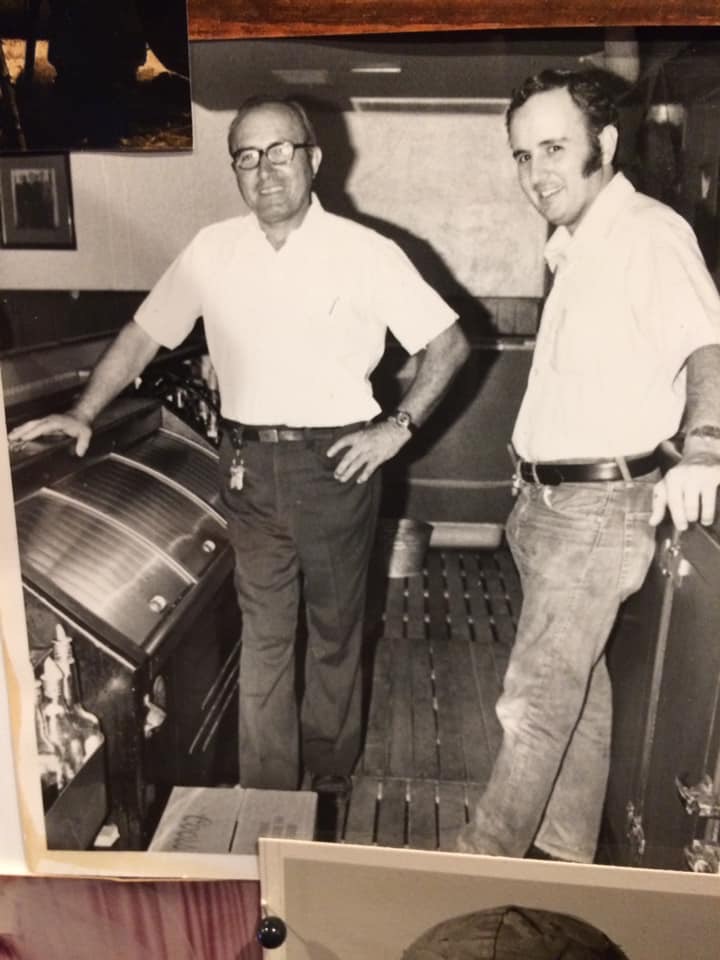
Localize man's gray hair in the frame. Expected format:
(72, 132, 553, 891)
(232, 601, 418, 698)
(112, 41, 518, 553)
(227, 96, 318, 154)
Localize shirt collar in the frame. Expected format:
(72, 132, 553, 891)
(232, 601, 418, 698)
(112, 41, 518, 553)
(248, 192, 325, 249)
(544, 172, 635, 274)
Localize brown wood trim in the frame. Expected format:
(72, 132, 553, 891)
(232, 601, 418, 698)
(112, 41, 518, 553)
(188, 2, 720, 41)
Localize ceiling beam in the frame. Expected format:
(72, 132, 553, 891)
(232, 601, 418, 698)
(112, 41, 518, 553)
(189, 1, 720, 41)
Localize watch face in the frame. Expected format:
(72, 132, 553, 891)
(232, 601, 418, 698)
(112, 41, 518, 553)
(395, 411, 411, 429)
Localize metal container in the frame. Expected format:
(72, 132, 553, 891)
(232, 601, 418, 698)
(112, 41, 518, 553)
(377, 518, 433, 579)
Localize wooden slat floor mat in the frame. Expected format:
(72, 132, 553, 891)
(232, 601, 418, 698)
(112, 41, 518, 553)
(331, 546, 521, 849)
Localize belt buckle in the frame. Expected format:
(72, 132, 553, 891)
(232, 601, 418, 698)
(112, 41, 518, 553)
(259, 428, 279, 442)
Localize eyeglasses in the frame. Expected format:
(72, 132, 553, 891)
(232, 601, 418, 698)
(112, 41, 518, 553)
(230, 140, 314, 171)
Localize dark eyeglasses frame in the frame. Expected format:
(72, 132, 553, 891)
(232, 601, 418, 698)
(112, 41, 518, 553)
(230, 140, 314, 172)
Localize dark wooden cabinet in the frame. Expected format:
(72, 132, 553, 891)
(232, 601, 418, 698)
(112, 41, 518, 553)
(605, 520, 720, 872)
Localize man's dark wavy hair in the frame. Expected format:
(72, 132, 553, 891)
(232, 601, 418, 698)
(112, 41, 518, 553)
(506, 69, 620, 176)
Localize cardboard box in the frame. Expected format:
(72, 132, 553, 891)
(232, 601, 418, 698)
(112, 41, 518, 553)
(149, 786, 317, 854)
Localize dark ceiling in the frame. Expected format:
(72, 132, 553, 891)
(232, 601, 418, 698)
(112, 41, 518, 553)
(190, 28, 720, 111)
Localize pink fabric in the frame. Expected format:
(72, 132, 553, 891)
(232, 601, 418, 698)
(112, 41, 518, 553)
(0, 877, 262, 960)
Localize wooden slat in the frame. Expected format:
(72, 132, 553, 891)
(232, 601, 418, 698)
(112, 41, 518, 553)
(437, 781, 467, 852)
(424, 552, 449, 642)
(492, 608, 516, 648)
(494, 547, 522, 616)
(464, 553, 507, 689)
(443, 551, 472, 643)
(432, 635, 469, 781)
(463, 552, 494, 643)
(375, 778, 407, 848)
(361, 632, 394, 776)
(463, 553, 506, 702)
(405, 573, 426, 639)
(351, 545, 520, 848)
(343, 777, 379, 845)
(407, 779, 438, 851)
(388, 634, 414, 776)
(382, 576, 407, 638)
(478, 553, 507, 600)
(410, 638, 439, 779)
(459, 636, 501, 782)
(482, 557, 517, 649)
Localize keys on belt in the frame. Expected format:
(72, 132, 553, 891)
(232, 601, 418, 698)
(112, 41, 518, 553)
(222, 421, 344, 491)
(229, 452, 245, 490)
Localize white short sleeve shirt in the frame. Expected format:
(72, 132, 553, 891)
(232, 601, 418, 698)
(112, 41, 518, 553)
(512, 173, 720, 461)
(135, 197, 458, 426)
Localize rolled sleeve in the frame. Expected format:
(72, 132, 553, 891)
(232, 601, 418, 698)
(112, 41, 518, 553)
(373, 239, 458, 355)
(134, 237, 204, 350)
(629, 211, 720, 377)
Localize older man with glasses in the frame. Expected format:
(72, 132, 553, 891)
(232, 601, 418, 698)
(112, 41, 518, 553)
(10, 95, 469, 797)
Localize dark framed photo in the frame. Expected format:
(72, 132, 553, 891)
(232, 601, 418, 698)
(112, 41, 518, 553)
(0, 154, 75, 249)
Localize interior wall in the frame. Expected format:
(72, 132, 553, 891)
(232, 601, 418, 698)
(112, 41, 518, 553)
(0, 101, 242, 291)
(340, 107, 545, 298)
(0, 39, 547, 301)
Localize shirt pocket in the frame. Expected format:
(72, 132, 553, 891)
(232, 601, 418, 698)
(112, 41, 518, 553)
(548, 281, 617, 376)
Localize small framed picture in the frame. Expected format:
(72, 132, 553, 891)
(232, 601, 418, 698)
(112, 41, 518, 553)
(0, 154, 75, 249)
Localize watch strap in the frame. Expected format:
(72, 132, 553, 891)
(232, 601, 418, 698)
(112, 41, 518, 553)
(387, 409, 417, 435)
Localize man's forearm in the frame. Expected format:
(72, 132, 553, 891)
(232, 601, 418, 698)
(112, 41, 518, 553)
(326, 321, 469, 483)
(651, 342, 720, 529)
(682, 343, 720, 456)
(71, 320, 161, 424)
(398, 322, 470, 427)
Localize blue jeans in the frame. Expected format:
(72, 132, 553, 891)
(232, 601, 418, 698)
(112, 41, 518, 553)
(219, 427, 380, 790)
(458, 476, 657, 861)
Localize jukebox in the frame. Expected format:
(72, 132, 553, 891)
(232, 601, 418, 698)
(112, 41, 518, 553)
(3, 298, 242, 850)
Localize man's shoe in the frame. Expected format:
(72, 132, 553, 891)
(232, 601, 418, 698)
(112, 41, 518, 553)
(310, 774, 352, 799)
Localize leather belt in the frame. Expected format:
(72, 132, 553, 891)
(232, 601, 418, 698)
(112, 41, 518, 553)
(221, 419, 344, 443)
(518, 450, 660, 486)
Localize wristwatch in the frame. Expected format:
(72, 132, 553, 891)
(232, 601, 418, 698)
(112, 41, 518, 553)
(387, 409, 417, 435)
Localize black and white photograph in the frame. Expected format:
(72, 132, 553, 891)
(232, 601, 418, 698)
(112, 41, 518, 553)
(258, 839, 720, 959)
(0, 153, 74, 247)
(2, 27, 720, 881)
(0, 0, 192, 152)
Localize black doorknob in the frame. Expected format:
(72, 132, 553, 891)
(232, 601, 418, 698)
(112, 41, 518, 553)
(257, 915, 287, 949)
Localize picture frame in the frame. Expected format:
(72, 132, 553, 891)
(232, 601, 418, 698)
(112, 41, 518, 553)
(186, 0, 720, 38)
(258, 838, 720, 960)
(1, 15, 720, 898)
(0, 154, 75, 250)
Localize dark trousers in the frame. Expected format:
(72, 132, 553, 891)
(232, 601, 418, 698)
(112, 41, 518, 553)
(219, 426, 380, 790)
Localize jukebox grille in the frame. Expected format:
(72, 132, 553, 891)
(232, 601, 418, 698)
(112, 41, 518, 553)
(123, 429, 222, 510)
(16, 490, 193, 647)
(54, 459, 224, 578)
